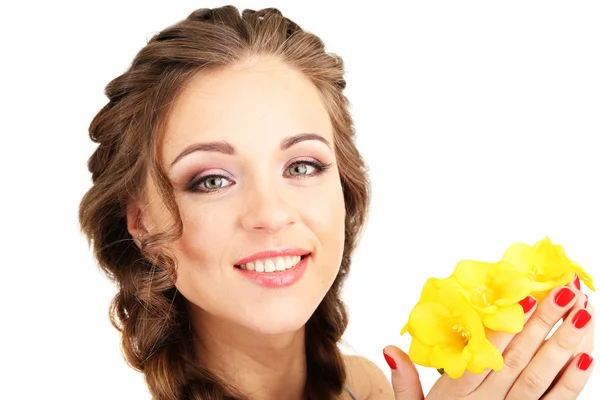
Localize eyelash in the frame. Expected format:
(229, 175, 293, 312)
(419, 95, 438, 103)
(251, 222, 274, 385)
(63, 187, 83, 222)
(186, 159, 333, 194)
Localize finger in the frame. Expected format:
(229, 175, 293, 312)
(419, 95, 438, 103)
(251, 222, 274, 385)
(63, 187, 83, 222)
(541, 353, 594, 400)
(507, 305, 593, 399)
(541, 355, 573, 398)
(539, 301, 594, 396)
(567, 274, 586, 310)
(383, 345, 424, 400)
(575, 300, 594, 355)
(560, 275, 584, 323)
(480, 286, 578, 396)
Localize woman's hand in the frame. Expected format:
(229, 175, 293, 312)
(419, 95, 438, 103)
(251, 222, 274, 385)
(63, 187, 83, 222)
(385, 278, 594, 399)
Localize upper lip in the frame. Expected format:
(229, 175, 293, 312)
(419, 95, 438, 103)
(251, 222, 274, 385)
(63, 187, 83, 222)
(234, 248, 310, 266)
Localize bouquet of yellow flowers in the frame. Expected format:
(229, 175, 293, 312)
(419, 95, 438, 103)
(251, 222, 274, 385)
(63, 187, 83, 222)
(400, 237, 595, 379)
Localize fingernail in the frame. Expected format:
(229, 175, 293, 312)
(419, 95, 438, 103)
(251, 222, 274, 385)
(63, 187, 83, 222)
(584, 294, 588, 308)
(519, 295, 537, 313)
(383, 350, 397, 370)
(572, 309, 592, 329)
(577, 353, 593, 371)
(574, 274, 581, 290)
(554, 287, 576, 307)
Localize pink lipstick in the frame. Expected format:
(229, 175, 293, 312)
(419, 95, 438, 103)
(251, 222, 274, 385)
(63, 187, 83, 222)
(234, 249, 310, 288)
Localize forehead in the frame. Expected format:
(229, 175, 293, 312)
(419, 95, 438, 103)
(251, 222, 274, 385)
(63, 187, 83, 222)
(162, 56, 334, 163)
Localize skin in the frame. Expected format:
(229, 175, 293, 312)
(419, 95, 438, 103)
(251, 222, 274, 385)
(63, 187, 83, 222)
(128, 55, 350, 399)
(127, 55, 595, 399)
(380, 278, 595, 399)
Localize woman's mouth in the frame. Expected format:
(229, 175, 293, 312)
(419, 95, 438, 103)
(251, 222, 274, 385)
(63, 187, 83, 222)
(234, 254, 311, 287)
(234, 254, 307, 273)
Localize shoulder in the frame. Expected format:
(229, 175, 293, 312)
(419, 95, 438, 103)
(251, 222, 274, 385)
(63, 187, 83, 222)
(343, 354, 394, 399)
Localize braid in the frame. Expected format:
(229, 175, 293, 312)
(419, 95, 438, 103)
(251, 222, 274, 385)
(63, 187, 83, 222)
(110, 244, 247, 399)
(305, 290, 349, 399)
(79, 5, 370, 399)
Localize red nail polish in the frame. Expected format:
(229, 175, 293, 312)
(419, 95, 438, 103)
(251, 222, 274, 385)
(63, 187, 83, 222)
(572, 309, 592, 329)
(577, 353, 593, 371)
(584, 294, 588, 308)
(574, 274, 581, 290)
(519, 295, 537, 313)
(383, 350, 397, 370)
(554, 287, 576, 307)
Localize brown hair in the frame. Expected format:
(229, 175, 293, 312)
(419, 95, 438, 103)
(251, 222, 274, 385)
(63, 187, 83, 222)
(79, 6, 369, 399)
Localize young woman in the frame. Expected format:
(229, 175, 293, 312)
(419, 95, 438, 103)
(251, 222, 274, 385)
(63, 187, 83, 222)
(78, 6, 594, 399)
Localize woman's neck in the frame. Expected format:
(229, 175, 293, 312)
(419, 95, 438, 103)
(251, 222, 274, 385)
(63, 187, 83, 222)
(191, 308, 307, 400)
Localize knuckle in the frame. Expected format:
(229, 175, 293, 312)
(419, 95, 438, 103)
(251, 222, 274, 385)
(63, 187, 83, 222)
(560, 379, 584, 397)
(520, 369, 549, 392)
(503, 347, 529, 371)
(580, 339, 594, 355)
(534, 311, 557, 331)
(554, 333, 577, 352)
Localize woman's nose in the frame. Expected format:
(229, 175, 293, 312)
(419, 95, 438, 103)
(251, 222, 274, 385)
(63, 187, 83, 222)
(240, 184, 298, 234)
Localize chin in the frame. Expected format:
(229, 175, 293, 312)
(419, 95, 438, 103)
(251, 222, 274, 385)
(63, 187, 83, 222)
(238, 301, 317, 335)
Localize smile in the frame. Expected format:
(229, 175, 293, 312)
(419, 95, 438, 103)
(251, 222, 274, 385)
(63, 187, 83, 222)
(236, 255, 305, 272)
(234, 250, 311, 288)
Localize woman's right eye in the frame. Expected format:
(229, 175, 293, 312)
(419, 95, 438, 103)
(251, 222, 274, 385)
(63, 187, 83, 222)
(187, 174, 234, 193)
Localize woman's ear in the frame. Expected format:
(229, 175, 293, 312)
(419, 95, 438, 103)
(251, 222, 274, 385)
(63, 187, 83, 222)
(126, 202, 147, 248)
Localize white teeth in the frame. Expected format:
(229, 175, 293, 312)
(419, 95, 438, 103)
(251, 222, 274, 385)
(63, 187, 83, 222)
(239, 255, 306, 273)
(291, 256, 301, 268)
(265, 259, 276, 272)
(276, 257, 286, 271)
(255, 261, 265, 272)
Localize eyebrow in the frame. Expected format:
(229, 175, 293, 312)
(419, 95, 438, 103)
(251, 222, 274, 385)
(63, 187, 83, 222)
(169, 133, 331, 168)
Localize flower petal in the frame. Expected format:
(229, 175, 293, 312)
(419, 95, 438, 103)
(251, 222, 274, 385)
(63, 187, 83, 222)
(429, 343, 468, 379)
(407, 302, 452, 346)
(407, 337, 433, 367)
(488, 262, 532, 305)
(573, 262, 596, 291)
(458, 303, 487, 340)
(466, 337, 504, 374)
(400, 323, 409, 336)
(531, 279, 559, 292)
(532, 237, 572, 279)
(452, 260, 491, 290)
(502, 242, 534, 271)
(481, 304, 525, 333)
(530, 289, 550, 303)
(419, 278, 442, 302)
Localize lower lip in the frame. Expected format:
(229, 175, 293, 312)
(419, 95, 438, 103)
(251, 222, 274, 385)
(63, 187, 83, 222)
(236, 255, 309, 288)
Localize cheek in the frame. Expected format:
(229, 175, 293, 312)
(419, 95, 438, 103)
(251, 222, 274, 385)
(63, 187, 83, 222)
(299, 174, 346, 253)
(173, 199, 237, 266)
(169, 199, 241, 304)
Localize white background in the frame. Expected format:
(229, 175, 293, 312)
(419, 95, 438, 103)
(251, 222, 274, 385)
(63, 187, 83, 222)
(1, 1, 598, 398)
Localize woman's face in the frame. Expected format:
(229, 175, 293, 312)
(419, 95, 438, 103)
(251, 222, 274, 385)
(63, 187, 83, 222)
(142, 56, 346, 335)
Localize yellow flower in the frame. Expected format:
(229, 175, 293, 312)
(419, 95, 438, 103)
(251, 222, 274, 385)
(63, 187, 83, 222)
(502, 236, 595, 301)
(399, 237, 595, 378)
(401, 278, 504, 378)
(451, 259, 532, 333)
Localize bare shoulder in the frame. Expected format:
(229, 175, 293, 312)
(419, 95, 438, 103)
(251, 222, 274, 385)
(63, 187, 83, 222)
(343, 354, 394, 399)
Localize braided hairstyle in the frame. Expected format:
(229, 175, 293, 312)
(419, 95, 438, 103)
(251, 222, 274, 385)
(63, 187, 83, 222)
(79, 6, 370, 399)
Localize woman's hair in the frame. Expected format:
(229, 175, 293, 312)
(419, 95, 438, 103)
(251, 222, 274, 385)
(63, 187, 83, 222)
(79, 6, 370, 399)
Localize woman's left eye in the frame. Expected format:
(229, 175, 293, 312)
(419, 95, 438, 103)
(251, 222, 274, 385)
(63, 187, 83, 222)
(285, 160, 329, 177)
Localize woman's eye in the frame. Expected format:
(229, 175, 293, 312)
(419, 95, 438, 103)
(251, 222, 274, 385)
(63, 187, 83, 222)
(203, 176, 227, 189)
(285, 160, 331, 178)
(287, 162, 316, 176)
(188, 174, 234, 193)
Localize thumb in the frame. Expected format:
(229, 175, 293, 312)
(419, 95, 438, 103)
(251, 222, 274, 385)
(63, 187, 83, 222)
(383, 345, 424, 400)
